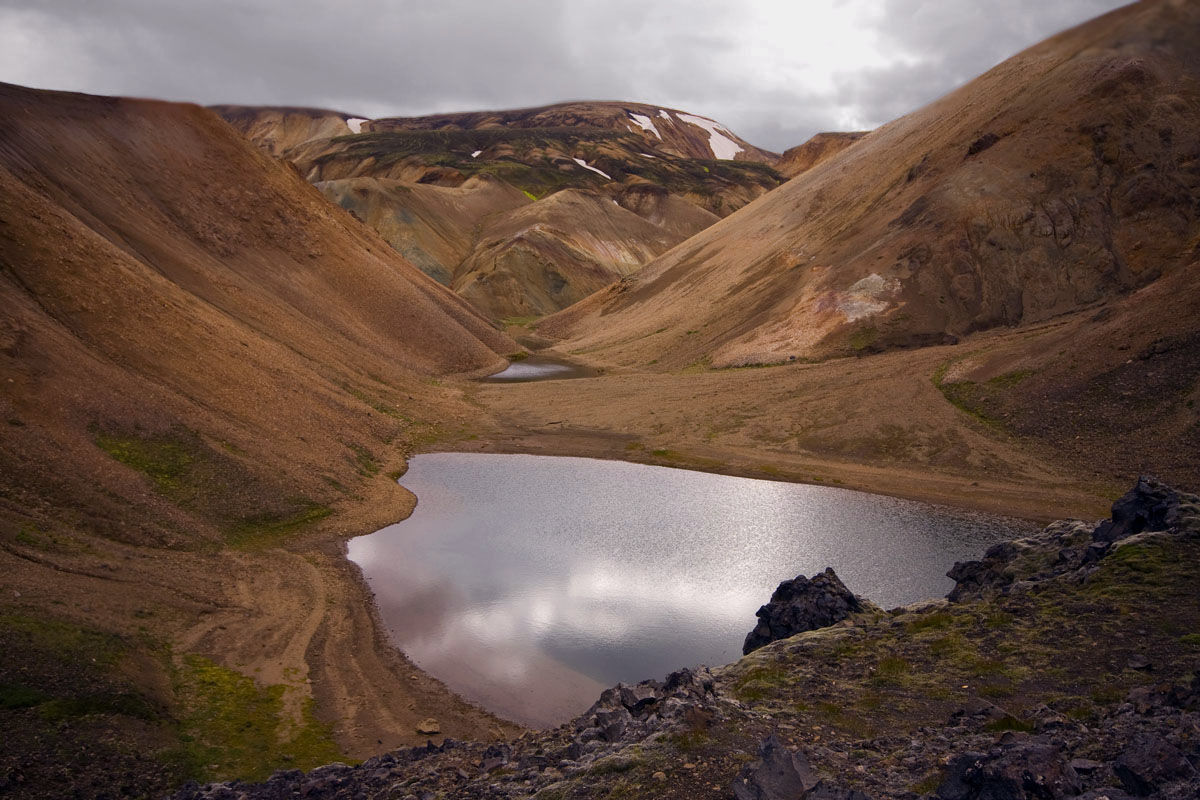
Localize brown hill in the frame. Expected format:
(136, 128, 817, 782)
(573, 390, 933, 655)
(0, 82, 517, 793)
(211, 104, 370, 156)
(778, 131, 869, 177)
(315, 173, 532, 284)
(214, 103, 783, 319)
(543, 0, 1200, 369)
(450, 189, 707, 319)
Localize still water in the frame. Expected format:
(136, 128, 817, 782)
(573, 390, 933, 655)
(348, 453, 1036, 727)
(479, 356, 596, 383)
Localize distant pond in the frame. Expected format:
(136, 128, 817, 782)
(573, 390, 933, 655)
(348, 453, 1036, 727)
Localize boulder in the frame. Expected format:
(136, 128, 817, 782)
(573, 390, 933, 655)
(1113, 733, 1196, 795)
(743, 568, 864, 654)
(731, 735, 817, 800)
(1093, 475, 1188, 543)
(937, 741, 1081, 800)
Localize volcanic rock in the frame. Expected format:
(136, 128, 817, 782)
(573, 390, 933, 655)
(743, 568, 865, 654)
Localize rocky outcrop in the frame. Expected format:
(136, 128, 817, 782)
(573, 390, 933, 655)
(743, 568, 867, 654)
(948, 476, 1200, 602)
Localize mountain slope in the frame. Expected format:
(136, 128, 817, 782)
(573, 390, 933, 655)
(0, 81, 516, 793)
(543, 0, 1200, 368)
(778, 131, 869, 177)
(451, 189, 704, 319)
(215, 102, 784, 318)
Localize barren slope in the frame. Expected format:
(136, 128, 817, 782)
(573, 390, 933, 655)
(544, 0, 1200, 369)
(216, 102, 782, 318)
(0, 82, 518, 794)
(452, 189, 707, 319)
(777, 131, 869, 177)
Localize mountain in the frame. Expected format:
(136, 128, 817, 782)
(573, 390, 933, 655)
(778, 131, 869, 177)
(215, 101, 784, 318)
(0, 81, 517, 794)
(451, 188, 709, 319)
(542, 0, 1200, 369)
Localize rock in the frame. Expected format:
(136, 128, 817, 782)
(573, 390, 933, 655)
(653, 771, 667, 782)
(1112, 733, 1195, 795)
(804, 781, 872, 799)
(1068, 758, 1105, 774)
(415, 718, 441, 735)
(1126, 654, 1153, 671)
(937, 741, 1081, 800)
(1093, 475, 1187, 543)
(732, 735, 817, 800)
(950, 697, 1008, 723)
(619, 683, 658, 711)
(743, 568, 865, 654)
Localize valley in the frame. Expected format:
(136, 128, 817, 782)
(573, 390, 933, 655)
(0, 1, 1198, 798)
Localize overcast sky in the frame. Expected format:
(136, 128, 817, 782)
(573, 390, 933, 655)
(0, 0, 1130, 152)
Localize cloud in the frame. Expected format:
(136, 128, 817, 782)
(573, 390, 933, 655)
(0, 0, 1130, 152)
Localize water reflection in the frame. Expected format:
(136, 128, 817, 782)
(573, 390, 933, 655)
(348, 453, 1036, 727)
(479, 356, 595, 382)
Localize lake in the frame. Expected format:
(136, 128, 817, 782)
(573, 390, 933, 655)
(348, 453, 1036, 727)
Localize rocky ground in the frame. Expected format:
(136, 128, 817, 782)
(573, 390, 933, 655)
(171, 477, 1200, 800)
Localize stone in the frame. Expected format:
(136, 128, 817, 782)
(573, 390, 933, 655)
(1112, 733, 1195, 795)
(731, 735, 817, 800)
(937, 741, 1080, 800)
(743, 568, 865, 654)
(804, 781, 872, 800)
(1093, 475, 1186, 543)
(1126, 654, 1152, 671)
(415, 718, 440, 735)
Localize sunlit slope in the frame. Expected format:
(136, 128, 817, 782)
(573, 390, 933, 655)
(544, 0, 1200, 369)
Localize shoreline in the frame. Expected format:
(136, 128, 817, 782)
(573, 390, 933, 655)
(305, 425, 1110, 753)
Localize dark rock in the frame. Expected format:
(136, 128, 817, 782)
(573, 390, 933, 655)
(1093, 476, 1185, 543)
(1126, 654, 1153, 671)
(950, 697, 1008, 724)
(1072, 790, 1133, 800)
(966, 132, 1001, 157)
(1112, 733, 1195, 795)
(732, 735, 818, 800)
(480, 742, 511, 772)
(619, 683, 658, 711)
(1067, 758, 1105, 774)
(743, 568, 864, 654)
(804, 781, 872, 799)
(937, 741, 1080, 800)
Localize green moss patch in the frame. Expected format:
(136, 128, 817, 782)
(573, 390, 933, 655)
(172, 655, 342, 784)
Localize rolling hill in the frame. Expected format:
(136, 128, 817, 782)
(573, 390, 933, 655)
(542, 0, 1200, 370)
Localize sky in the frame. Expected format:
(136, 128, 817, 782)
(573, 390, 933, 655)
(0, 0, 1130, 153)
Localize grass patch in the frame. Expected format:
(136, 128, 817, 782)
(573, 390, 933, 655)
(502, 315, 540, 327)
(0, 681, 47, 710)
(1179, 633, 1200, 647)
(905, 611, 955, 633)
(507, 351, 529, 361)
(984, 715, 1036, 733)
(228, 502, 332, 549)
(733, 664, 790, 701)
(172, 655, 342, 784)
(94, 429, 197, 498)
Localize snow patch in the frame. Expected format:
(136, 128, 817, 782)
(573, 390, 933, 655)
(345, 117, 368, 134)
(658, 109, 672, 120)
(676, 113, 743, 160)
(628, 112, 661, 140)
(572, 157, 612, 180)
(471, 150, 483, 158)
(639, 153, 658, 159)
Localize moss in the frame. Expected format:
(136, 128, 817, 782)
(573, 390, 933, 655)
(94, 429, 197, 498)
(848, 326, 878, 352)
(0, 681, 47, 710)
(347, 443, 381, 477)
(522, 189, 539, 201)
(1179, 633, 1200, 647)
(507, 351, 530, 361)
(905, 612, 955, 633)
(984, 716, 1036, 733)
(227, 501, 333, 549)
(172, 655, 342, 784)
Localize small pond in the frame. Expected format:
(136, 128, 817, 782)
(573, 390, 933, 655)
(348, 453, 1037, 727)
(479, 356, 595, 383)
